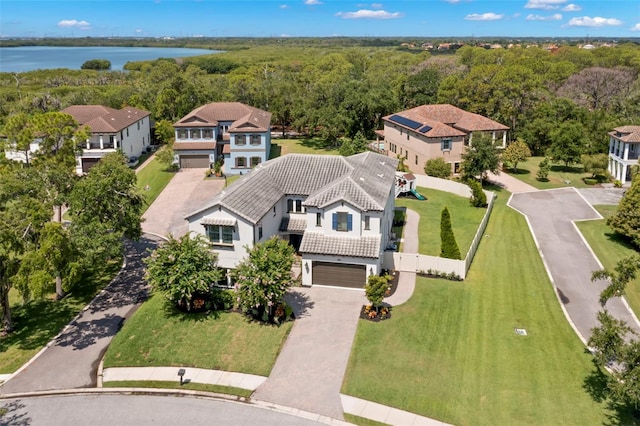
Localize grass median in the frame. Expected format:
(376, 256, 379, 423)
(136, 158, 176, 213)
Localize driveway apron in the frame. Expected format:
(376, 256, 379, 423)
(253, 286, 366, 420)
(509, 188, 640, 341)
(1, 235, 162, 394)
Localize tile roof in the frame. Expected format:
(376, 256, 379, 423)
(300, 232, 380, 259)
(174, 102, 271, 133)
(62, 105, 150, 133)
(173, 142, 216, 151)
(186, 152, 398, 224)
(610, 126, 640, 143)
(279, 216, 307, 233)
(383, 104, 508, 137)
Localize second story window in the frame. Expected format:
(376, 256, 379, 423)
(333, 212, 352, 232)
(316, 212, 322, 227)
(364, 216, 370, 230)
(178, 129, 187, 139)
(190, 129, 200, 139)
(203, 129, 213, 139)
(206, 225, 233, 245)
(250, 135, 261, 145)
(287, 199, 304, 213)
(441, 139, 452, 151)
(236, 135, 246, 145)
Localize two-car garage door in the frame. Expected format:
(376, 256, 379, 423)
(180, 155, 210, 169)
(312, 262, 366, 289)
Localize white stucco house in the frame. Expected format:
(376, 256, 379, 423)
(62, 105, 152, 174)
(608, 125, 640, 185)
(185, 151, 398, 289)
(173, 102, 272, 175)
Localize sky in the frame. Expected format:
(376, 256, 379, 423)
(1, 0, 640, 39)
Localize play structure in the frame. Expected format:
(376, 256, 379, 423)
(395, 172, 426, 200)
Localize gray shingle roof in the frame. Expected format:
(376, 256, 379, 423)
(279, 216, 307, 233)
(299, 232, 380, 259)
(186, 152, 398, 224)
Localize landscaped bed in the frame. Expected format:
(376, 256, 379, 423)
(103, 294, 293, 377)
(395, 186, 486, 257)
(343, 195, 614, 425)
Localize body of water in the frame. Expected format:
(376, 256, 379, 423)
(0, 46, 218, 72)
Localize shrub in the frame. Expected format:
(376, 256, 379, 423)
(440, 207, 461, 260)
(467, 179, 487, 207)
(365, 274, 391, 309)
(583, 178, 598, 185)
(424, 157, 452, 179)
(81, 59, 111, 70)
(537, 157, 551, 181)
(614, 180, 623, 188)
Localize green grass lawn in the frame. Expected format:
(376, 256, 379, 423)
(0, 259, 121, 374)
(342, 194, 617, 425)
(395, 187, 486, 257)
(505, 156, 595, 190)
(103, 294, 292, 377)
(576, 205, 640, 317)
(135, 158, 176, 213)
(269, 138, 340, 159)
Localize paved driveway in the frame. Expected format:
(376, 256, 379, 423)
(142, 169, 225, 238)
(577, 187, 625, 206)
(509, 188, 640, 342)
(253, 287, 366, 420)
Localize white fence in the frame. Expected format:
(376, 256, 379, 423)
(383, 176, 495, 280)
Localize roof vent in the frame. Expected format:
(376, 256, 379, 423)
(380, 161, 385, 165)
(359, 177, 365, 181)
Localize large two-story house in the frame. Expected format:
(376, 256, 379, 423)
(608, 126, 640, 185)
(62, 105, 152, 174)
(185, 151, 398, 289)
(173, 102, 272, 175)
(379, 104, 509, 175)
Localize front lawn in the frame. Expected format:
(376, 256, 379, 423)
(103, 294, 292, 377)
(269, 138, 340, 159)
(576, 205, 640, 317)
(395, 187, 486, 257)
(342, 195, 615, 425)
(135, 158, 176, 213)
(505, 156, 595, 190)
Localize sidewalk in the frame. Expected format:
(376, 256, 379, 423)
(486, 171, 537, 193)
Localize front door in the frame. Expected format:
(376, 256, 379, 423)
(289, 234, 303, 253)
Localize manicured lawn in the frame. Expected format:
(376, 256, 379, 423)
(342, 194, 615, 425)
(103, 294, 292, 377)
(395, 187, 486, 257)
(0, 260, 121, 374)
(102, 380, 252, 398)
(576, 205, 640, 316)
(135, 158, 176, 213)
(269, 138, 340, 159)
(505, 156, 595, 190)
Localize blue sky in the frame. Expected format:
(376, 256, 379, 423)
(1, 0, 639, 38)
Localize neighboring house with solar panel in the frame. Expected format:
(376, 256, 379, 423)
(379, 104, 509, 175)
(61, 105, 152, 174)
(608, 126, 640, 185)
(185, 151, 398, 289)
(173, 102, 272, 174)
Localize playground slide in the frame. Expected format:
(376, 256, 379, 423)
(410, 189, 426, 200)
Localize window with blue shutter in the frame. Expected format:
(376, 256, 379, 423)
(334, 212, 351, 232)
(332, 213, 338, 230)
(347, 214, 353, 231)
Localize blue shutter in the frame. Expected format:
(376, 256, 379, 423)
(332, 213, 338, 230)
(347, 214, 353, 231)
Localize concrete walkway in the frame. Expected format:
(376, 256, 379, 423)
(385, 208, 419, 306)
(341, 394, 452, 426)
(486, 171, 537, 193)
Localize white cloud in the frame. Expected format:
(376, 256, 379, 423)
(567, 16, 622, 27)
(371, 3, 383, 8)
(304, 0, 322, 4)
(464, 12, 504, 21)
(562, 3, 581, 12)
(280, 4, 289, 9)
(336, 9, 402, 19)
(57, 19, 92, 30)
(630, 23, 640, 32)
(526, 13, 562, 21)
(135, 29, 143, 34)
(525, 0, 566, 10)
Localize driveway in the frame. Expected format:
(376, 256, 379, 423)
(142, 169, 225, 238)
(253, 287, 366, 420)
(577, 187, 625, 206)
(509, 188, 640, 342)
(1, 235, 162, 394)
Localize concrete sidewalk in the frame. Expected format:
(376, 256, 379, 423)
(486, 171, 537, 193)
(385, 208, 419, 306)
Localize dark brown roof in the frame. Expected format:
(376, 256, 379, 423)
(610, 126, 640, 143)
(62, 105, 150, 133)
(174, 102, 271, 132)
(174, 142, 216, 151)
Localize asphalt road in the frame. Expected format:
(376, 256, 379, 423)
(0, 394, 325, 426)
(0, 236, 162, 394)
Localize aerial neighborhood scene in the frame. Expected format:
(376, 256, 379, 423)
(2, 0, 640, 424)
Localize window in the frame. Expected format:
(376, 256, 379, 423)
(441, 139, 452, 151)
(454, 162, 461, 174)
(190, 129, 200, 139)
(415, 155, 418, 165)
(235, 157, 247, 168)
(250, 135, 261, 145)
(406, 132, 409, 141)
(126, 128, 129, 137)
(273, 205, 276, 216)
(137, 121, 140, 130)
(332, 212, 352, 232)
(206, 225, 233, 244)
(250, 156, 261, 167)
(258, 225, 263, 240)
(287, 199, 304, 213)
(364, 216, 370, 230)
(203, 129, 213, 139)
(178, 129, 187, 139)
(316, 212, 322, 227)
(236, 135, 246, 145)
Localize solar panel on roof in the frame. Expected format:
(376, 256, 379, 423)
(389, 115, 422, 130)
(419, 125, 432, 133)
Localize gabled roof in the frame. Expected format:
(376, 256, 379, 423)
(186, 152, 398, 224)
(174, 102, 271, 132)
(383, 104, 508, 138)
(61, 105, 150, 133)
(610, 126, 640, 143)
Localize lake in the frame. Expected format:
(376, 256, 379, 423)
(0, 46, 219, 73)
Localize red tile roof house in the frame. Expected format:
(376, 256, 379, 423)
(62, 105, 152, 174)
(608, 126, 640, 185)
(378, 104, 509, 175)
(172, 102, 272, 175)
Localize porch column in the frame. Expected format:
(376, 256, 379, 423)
(86, 139, 90, 150)
(502, 132, 507, 146)
(609, 137, 614, 154)
(99, 135, 104, 150)
(624, 143, 630, 161)
(608, 158, 614, 177)
(114, 137, 119, 150)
